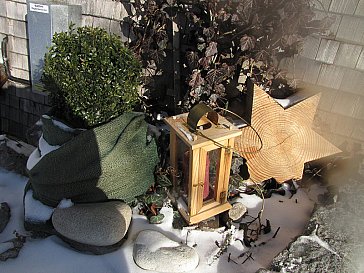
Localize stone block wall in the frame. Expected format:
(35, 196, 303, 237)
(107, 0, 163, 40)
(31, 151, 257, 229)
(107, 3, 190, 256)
(281, 0, 364, 147)
(0, 82, 50, 138)
(0, 0, 132, 141)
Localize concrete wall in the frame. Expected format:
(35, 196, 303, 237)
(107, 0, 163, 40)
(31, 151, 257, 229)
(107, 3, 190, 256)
(0, 0, 131, 140)
(281, 0, 364, 147)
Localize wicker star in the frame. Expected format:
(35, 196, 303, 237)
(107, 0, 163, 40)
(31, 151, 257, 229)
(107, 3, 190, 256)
(235, 86, 341, 183)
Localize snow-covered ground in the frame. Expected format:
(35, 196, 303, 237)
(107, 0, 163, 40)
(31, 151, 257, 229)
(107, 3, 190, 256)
(0, 166, 326, 273)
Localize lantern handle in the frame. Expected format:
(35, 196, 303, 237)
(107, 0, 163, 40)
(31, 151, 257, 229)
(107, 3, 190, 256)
(187, 103, 218, 132)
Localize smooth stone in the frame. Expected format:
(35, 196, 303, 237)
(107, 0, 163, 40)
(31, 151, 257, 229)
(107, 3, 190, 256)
(133, 230, 199, 272)
(52, 201, 131, 246)
(229, 202, 247, 222)
(198, 216, 220, 231)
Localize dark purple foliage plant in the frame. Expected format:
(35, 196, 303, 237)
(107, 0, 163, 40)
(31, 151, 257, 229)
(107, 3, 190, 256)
(124, 0, 333, 112)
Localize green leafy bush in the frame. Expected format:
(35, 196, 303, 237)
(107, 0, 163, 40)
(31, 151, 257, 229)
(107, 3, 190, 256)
(42, 26, 142, 128)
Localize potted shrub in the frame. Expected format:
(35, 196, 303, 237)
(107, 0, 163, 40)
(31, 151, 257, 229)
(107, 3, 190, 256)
(25, 26, 159, 253)
(42, 26, 142, 128)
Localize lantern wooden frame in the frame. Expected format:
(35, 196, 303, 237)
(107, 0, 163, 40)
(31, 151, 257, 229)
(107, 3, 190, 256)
(165, 113, 242, 224)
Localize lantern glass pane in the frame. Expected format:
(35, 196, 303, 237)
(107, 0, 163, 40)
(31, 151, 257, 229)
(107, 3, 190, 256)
(176, 138, 189, 201)
(204, 148, 221, 202)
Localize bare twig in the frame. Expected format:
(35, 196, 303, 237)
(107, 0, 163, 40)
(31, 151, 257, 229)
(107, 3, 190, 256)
(272, 227, 281, 239)
(241, 252, 254, 264)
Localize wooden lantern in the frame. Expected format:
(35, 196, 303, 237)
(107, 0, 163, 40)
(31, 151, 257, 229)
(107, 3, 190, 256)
(164, 105, 242, 224)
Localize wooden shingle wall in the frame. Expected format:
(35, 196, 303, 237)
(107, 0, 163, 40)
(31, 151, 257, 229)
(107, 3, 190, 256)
(281, 0, 364, 147)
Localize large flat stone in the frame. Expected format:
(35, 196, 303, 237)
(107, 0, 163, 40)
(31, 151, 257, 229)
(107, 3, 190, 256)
(52, 201, 131, 247)
(133, 230, 199, 272)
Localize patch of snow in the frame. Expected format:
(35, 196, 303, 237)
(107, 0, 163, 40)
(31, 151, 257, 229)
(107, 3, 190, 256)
(24, 189, 54, 222)
(299, 224, 340, 257)
(0, 168, 28, 241)
(0, 134, 6, 141)
(42, 115, 85, 132)
(207, 247, 221, 265)
(274, 98, 291, 108)
(0, 242, 13, 253)
(236, 193, 263, 211)
(57, 199, 73, 209)
(26, 136, 62, 170)
(35, 119, 42, 126)
(26, 148, 41, 171)
(0, 167, 319, 273)
(273, 91, 314, 109)
(38, 135, 61, 157)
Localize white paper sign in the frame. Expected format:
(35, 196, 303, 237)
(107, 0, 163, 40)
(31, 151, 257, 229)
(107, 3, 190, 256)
(29, 3, 49, 14)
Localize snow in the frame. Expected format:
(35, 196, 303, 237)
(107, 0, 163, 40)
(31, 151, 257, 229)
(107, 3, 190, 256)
(57, 199, 74, 209)
(26, 148, 41, 171)
(298, 224, 340, 257)
(23, 189, 73, 223)
(42, 115, 82, 133)
(0, 242, 13, 253)
(26, 136, 61, 171)
(38, 135, 61, 157)
(24, 190, 54, 223)
(273, 90, 314, 109)
(0, 167, 321, 273)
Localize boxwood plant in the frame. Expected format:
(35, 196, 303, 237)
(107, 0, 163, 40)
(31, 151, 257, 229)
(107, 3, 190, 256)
(42, 26, 142, 128)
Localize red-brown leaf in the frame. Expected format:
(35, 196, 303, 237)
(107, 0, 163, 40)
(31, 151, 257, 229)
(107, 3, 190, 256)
(240, 35, 255, 51)
(189, 70, 205, 88)
(205, 41, 218, 57)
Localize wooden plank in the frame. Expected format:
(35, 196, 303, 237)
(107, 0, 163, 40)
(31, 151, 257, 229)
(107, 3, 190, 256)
(196, 148, 207, 213)
(214, 140, 229, 203)
(177, 198, 232, 225)
(189, 202, 232, 225)
(221, 138, 234, 201)
(188, 149, 200, 216)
